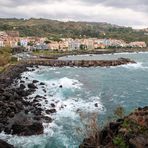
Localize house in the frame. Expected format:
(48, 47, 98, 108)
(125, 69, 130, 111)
(20, 38, 28, 47)
(80, 39, 94, 50)
(0, 31, 19, 47)
(128, 42, 147, 48)
(33, 43, 48, 50)
(0, 40, 4, 47)
(48, 41, 60, 50)
(68, 39, 81, 50)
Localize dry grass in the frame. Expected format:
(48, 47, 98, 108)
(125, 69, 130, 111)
(76, 111, 100, 148)
(0, 47, 12, 66)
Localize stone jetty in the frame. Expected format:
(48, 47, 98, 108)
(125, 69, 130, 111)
(25, 58, 136, 67)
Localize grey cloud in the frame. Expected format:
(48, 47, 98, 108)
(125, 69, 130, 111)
(0, 0, 147, 28)
(80, 0, 148, 12)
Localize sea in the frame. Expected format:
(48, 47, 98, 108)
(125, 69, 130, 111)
(1, 52, 148, 148)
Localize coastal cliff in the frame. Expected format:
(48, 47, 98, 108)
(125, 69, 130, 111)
(80, 107, 148, 148)
(0, 58, 139, 147)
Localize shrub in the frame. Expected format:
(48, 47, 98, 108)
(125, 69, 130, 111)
(10, 57, 18, 63)
(113, 135, 128, 148)
(114, 106, 125, 118)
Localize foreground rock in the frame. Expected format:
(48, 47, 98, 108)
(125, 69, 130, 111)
(0, 140, 14, 148)
(80, 107, 148, 148)
(11, 122, 43, 136)
(0, 65, 45, 136)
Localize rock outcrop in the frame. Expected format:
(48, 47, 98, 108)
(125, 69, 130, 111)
(0, 140, 14, 148)
(80, 107, 148, 148)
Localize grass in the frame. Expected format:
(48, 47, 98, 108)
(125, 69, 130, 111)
(0, 47, 18, 73)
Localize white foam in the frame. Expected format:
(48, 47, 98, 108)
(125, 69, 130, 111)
(5, 66, 106, 148)
(121, 62, 148, 70)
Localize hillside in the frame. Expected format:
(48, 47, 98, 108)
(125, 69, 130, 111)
(0, 18, 148, 44)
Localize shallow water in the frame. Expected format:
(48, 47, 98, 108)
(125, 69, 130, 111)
(1, 52, 148, 148)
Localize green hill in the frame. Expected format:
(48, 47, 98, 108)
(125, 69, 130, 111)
(0, 18, 147, 44)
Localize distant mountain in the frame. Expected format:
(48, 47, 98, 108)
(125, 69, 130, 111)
(0, 18, 147, 44)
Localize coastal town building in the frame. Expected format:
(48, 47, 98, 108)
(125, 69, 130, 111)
(0, 31, 19, 47)
(0, 30, 147, 50)
(128, 42, 147, 48)
(48, 41, 60, 50)
(68, 39, 81, 50)
(0, 40, 4, 47)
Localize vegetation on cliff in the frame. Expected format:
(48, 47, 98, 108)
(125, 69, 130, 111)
(80, 107, 148, 148)
(0, 47, 17, 72)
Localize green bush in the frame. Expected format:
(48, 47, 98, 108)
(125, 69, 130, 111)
(113, 135, 128, 148)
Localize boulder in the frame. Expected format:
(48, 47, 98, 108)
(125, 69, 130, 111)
(0, 140, 14, 148)
(28, 83, 37, 89)
(46, 109, 56, 114)
(20, 84, 26, 90)
(51, 103, 55, 108)
(40, 82, 45, 85)
(32, 80, 39, 83)
(42, 116, 52, 123)
(11, 122, 43, 136)
(129, 135, 148, 148)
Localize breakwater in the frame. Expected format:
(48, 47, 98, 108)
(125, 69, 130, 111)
(24, 58, 135, 67)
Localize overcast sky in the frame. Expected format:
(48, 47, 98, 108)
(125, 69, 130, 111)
(0, 0, 148, 28)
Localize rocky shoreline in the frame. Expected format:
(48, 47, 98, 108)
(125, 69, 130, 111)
(0, 64, 45, 136)
(0, 58, 136, 147)
(80, 107, 148, 148)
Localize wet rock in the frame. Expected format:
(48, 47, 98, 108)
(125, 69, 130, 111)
(20, 84, 26, 90)
(0, 139, 14, 148)
(109, 122, 120, 132)
(42, 116, 52, 123)
(46, 109, 56, 114)
(40, 82, 45, 85)
(51, 103, 55, 108)
(95, 103, 98, 107)
(32, 80, 39, 83)
(28, 83, 37, 89)
(9, 112, 15, 118)
(20, 80, 25, 83)
(43, 89, 46, 93)
(11, 122, 43, 136)
(35, 95, 42, 99)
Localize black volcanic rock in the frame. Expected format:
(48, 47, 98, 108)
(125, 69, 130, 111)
(46, 109, 56, 114)
(28, 83, 37, 89)
(0, 140, 14, 148)
(33, 80, 39, 83)
(11, 122, 43, 136)
(40, 82, 45, 85)
(20, 84, 26, 90)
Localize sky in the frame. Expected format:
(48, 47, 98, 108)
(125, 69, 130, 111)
(0, 0, 148, 29)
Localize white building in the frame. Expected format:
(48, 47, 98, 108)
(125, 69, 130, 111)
(20, 39, 28, 47)
(68, 40, 81, 50)
(0, 40, 4, 47)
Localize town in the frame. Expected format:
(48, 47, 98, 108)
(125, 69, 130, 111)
(0, 31, 147, 52)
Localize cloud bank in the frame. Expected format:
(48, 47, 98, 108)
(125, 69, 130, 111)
(0, 0, 148, 28)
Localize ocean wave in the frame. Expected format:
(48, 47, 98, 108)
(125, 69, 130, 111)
(121, 62, 148, 70)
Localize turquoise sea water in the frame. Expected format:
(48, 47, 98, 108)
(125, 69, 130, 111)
(1, 52, 148, 148)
